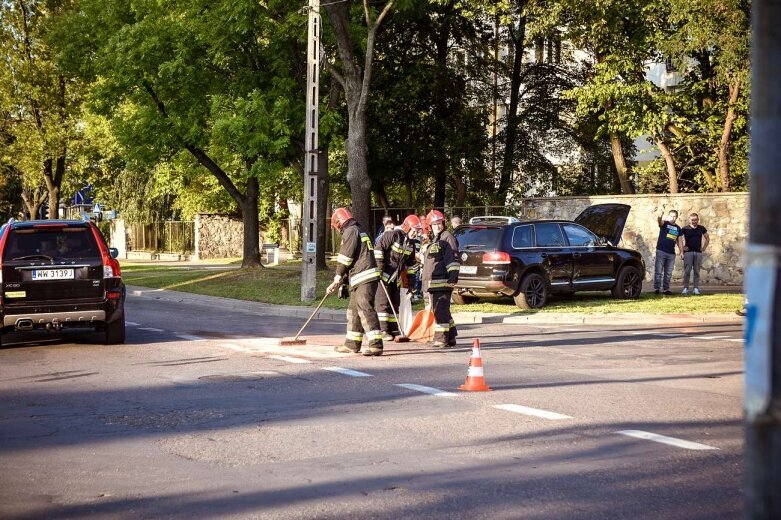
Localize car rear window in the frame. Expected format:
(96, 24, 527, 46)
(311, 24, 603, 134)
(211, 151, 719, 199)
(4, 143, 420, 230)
(454, 226, 503, 251)
(3, 228, 100, 261)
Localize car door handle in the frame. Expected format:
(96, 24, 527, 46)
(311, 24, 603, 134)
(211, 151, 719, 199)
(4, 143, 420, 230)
(574, 252, 582, 258)
(541, 253, 548, 258)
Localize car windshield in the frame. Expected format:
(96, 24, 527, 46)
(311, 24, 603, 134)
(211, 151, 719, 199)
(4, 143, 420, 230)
(454, 226, 503, 250)
(3, 228, 99, 261)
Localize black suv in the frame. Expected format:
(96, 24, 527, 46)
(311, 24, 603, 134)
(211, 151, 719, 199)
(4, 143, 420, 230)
(452, 204, 645, 309)
(0, 219, 126, 345)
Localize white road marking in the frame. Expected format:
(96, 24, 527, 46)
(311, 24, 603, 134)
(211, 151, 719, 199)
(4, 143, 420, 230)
(655, 333, 687, 337)
(493, 404, 572, 420)
(139, 327, 163, 332)
(269, 355, 311, 364)
(395, 383, 458, 397)
(694, 335, 731, 340)
(322, 367, 372, 377)
(176, 334, 206, 341)
(727, 339, 743, 343)
(615, 430, 718, 450)
(125, 321, 140, 326)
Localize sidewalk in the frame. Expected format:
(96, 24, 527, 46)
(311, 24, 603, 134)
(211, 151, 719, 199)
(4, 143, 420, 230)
(129, 286, 744, 327)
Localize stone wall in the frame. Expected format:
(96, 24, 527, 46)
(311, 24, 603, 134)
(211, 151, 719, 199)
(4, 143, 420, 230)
(515, 192, 748, 285)
(195, 214, 245, 260)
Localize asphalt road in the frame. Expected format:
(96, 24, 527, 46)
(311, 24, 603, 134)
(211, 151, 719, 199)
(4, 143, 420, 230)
(0, 294, 744, 519)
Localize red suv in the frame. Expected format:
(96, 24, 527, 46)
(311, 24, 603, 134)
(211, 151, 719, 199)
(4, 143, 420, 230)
(0, 219, 125, 346)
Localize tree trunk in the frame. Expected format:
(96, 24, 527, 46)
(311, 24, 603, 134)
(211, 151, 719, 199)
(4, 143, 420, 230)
(717, 78, 740, 192)
(278, 198, 290, 250)
(609, 133, 635, 194)
(42, 154, 65, 219)
(345, 108, 372, 229)
(21, 186, 47, 220)
(432, 14, 451, 208)
(453, 174, 467, 208)
(655, 134, 678, 193)
(497, 16, 527, 202)
(144, 81, 260, 267)
(323, 1, 395, 230)
(239, 177, 260, 268)
(316, 145, 330, 270)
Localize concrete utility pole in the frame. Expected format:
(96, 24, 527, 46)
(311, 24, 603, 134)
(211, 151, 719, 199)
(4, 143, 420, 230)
(745, 0, 781, 517)
(301, 0, 321, 301)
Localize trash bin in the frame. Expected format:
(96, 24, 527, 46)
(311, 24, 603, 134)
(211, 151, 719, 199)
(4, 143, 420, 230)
(262, 243, 279, 265)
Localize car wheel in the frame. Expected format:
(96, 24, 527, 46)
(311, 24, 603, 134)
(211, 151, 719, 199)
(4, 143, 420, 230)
(104, 319, 126, 345)
(612, 265, 643, 299)
(513, 273, 548, 309)
(451, 292, 479, 305)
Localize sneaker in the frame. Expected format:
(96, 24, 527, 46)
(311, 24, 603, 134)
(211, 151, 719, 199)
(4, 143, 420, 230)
(362, 346, 383, 356)
(425, 340, 448, 349)
(334, 345, 360, 354)
(693, 288, 701, 295)
(654, 289, 660, 295)
(663, 290, 672, 295)
(681, 288, 689, 295)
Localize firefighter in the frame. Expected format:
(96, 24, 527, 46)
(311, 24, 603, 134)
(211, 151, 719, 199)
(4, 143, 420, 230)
(421, 209, 460, 348)
(326, 207, 384, 356)
(374, 214, 423, 339)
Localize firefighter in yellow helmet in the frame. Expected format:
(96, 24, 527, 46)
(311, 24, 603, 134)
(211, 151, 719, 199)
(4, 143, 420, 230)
(421, 209, 460, 348)
(326, 207, 384, 356)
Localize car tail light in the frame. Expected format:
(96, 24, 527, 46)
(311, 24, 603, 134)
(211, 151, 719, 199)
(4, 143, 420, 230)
(90, 225, 121, 278)
(482, 251, 511, 265)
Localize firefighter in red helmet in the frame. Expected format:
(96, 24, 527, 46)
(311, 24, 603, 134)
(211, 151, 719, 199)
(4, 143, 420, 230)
(373, 214, 422, 339)
(421, 209, 460, 348)
(327, 207, 384, 355)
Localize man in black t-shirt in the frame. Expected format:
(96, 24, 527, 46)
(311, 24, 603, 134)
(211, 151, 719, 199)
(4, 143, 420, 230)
(654, 209, 685, 295)
(681, 212, 710, 295)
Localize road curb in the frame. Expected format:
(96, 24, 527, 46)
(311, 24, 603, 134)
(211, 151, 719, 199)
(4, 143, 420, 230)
(127, 286, 743, 326)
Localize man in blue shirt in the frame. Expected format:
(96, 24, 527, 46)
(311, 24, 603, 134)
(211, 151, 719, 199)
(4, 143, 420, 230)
(654, 209, 685, 295)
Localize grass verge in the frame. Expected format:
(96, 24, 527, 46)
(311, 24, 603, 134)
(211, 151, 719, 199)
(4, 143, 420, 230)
(121, 261, 743, 314)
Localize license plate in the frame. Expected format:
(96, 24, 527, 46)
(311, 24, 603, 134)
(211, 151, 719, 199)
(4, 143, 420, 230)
(31, 268, 74, 281)
(460, 265, 477, 275)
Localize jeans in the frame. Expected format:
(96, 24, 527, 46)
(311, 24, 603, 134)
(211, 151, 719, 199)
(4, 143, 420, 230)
(654, 250, 676, 291)
(683, 251, 703, 290)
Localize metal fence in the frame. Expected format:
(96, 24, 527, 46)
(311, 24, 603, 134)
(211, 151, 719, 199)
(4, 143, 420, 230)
(128, 221, 195, 253)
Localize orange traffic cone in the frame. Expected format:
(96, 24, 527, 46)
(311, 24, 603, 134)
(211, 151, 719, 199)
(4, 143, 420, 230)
(407, 309, 435, 342)
(458, 339, 492, 392)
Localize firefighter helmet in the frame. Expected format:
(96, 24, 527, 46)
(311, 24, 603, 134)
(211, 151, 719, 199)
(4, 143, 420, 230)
(330, 207, 353, 230)
(401, 214, 423, 234)
(425, 209, 446, 226)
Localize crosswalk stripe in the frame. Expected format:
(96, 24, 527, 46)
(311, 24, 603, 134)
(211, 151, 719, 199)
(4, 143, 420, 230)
(395, 383, 458, 397)
(139, 327, 163, 332)
(269, 355, 311, 364)
(615, 430, 718, 450)
(322, 367, 372, 377)
(493, 404, 572, 420)
(176, 334, 206, 341)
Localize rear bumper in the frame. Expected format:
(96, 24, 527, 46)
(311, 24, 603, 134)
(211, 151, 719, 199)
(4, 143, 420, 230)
(456, 278, 515, 297)
(3, 310, 107, 328)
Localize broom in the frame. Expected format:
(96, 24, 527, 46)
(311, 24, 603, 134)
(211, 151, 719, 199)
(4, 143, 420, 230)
(279, 291, 330, 346)
(378, 279, 410, 343)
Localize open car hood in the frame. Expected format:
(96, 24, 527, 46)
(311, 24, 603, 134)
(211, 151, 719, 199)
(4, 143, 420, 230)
(574, 203, 631, 246)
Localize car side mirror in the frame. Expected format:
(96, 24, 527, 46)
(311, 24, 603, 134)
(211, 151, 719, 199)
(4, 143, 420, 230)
(109, 247, 119, 259)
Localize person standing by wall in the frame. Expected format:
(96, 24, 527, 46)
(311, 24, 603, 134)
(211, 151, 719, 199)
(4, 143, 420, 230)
(327, 207, 384, 356)
(681, 212, 710, 295)
(421, 210, 460, 348)
(654, 209, 685, 295)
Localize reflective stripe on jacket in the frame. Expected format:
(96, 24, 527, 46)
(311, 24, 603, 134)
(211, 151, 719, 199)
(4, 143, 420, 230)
(421, 231, 459, 292)
(335, 221, 380, 289)
(374, 229, 417, 284)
